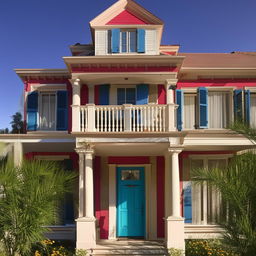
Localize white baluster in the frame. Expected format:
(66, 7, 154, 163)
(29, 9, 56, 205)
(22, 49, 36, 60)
(108, 108, 111, 132)
(100, 108, 103, 132)
(151, 106, 155, 132)
(81, 108, 84, 132)
(104, 108, 107, 132)
(116, 108, 119, 132)
(112, 108, 115, 132)
(120, 108, 123, 132)
(163, 106, 166, 132)
(159, 107, 162, 132)
(140, 107, 143, 132)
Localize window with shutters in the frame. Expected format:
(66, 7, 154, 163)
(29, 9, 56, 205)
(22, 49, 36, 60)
(120, 29, 137, 53)
(39, 92, 56, 131)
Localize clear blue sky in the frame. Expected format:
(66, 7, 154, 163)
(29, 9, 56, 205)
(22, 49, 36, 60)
(0, 0, 255, 129)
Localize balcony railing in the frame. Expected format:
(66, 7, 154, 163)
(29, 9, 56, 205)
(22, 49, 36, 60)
(72, 104, 177, 133)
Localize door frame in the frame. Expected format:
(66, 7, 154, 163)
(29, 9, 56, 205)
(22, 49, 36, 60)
(116, 166, 146, 238)
(108, 164, 156, 240)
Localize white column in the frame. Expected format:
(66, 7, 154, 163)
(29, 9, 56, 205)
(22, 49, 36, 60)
(165, 147, 185, 252)
(71, 78, 81, 132)
(165, 79, 177, 104)
(13, 141, 23, 167)
(108, 164, 117, 240)
(85, 148, 95, 218)
(123, 104, 132, 132)
(76, 145, 97, 249)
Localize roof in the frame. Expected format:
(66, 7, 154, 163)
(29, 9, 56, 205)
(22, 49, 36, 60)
(179, 52, 256, 69)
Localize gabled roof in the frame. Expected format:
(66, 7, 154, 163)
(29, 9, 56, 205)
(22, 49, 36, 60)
(90, 0, 163, 27)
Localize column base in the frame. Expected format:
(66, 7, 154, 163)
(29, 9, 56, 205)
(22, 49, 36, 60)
(165, 216, 185, 251)
(76, 217, 97, 249)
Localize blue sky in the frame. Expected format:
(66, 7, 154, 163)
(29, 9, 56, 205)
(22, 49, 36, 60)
(0, 0, 255, 129)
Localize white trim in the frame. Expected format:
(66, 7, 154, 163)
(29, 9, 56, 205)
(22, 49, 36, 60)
(30, 84, 67, 92)
(108, 164, 153, 240)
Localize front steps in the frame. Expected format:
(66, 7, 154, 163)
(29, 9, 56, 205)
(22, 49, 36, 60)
(88, 240, 168, 256)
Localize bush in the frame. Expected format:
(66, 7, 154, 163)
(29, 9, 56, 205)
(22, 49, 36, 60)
(186, 240, 238, 256)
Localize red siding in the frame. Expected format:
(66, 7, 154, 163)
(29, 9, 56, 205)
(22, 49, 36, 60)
(107, 10, 148, 25)
(108, 156, 150, 164)
(72, 66, 179, 73)
(158, 84, 166, 104)
(94, 156, 108, 239)
(157, 156, 165, 238)
(94, 85, 99, 105)
(81, 84, 89, 105)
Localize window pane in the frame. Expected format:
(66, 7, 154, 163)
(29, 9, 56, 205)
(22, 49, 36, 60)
(126, 88, 136, 105)
(129, 31, 137, 52)
(184, 95, 196, 129)
(121, 170, 140, 180)
(117, 88, 126, 105)
(251, 94, 256, 128)
(209, 92, 229, 128)
(40, 93, 56, 130)
(121, 32, 127, 53)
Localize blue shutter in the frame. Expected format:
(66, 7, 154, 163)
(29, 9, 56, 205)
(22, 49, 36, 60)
(111, 29, 120, 53)
(99, 84, 110, 105)
(176, 89, 184, 131)
(245, 90, 251, 125)
(136, 84, 149, 105)
(234, 89, 243, 121)
(198, 87, 208, 128)
(27, 91, 38, 131)
(183, 182, 192, 224)
(137, 29, 145, 53)
(57, 91, 68, 131)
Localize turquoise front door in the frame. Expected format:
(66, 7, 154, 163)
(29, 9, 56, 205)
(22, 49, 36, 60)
(117, 167, 145, 237)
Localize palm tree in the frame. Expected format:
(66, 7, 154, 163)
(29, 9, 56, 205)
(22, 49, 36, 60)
(192, 152, 256, 255)
(0, 160, 76, 256)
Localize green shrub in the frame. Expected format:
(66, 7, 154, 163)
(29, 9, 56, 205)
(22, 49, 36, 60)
(169, 247, 183, 256)
(186, 240, 238, 256)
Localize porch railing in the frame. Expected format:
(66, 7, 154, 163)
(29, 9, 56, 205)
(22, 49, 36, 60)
(72, 104, 177, 133)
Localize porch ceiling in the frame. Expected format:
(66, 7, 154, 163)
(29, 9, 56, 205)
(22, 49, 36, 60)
(93, 142, 169, 156)
(71, 72, 177, 85)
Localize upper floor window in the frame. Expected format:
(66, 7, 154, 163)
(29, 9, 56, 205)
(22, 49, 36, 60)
(177, 88, 232, 130)
(120, 29, 137, 53)
(117, 88, 136, 105)
(111, 28, 145, 54)
(39, 92, 56, 130)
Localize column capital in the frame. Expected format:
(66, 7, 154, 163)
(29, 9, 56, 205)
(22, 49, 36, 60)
(167, 147, 183, 155)
(69, 78, 81, 87)
(165, 79, 178, 87)
(76, 143, 95, 155)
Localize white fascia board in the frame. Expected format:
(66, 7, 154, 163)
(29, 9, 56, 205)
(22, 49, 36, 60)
(0, 138, 75, 143)
(77, 137, 170, 143)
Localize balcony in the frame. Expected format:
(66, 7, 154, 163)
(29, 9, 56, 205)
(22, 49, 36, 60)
(72, 104, 177, 133)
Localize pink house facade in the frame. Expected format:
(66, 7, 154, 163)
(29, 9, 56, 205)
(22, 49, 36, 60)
(1, 0, 256, 253)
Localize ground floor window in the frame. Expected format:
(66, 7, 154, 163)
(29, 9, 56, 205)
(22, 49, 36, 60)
(182, 156, 230, 224)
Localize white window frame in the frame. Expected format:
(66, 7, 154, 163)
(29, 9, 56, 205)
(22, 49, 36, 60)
(182, 87, 234, 130)
(188, 154, 232, 225)
(120, 29, 137, 54)
(183, 93, 197, 130)
(38, 91, 57, 131)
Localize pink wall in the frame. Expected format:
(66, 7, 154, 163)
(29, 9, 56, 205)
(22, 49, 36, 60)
(156, 156, 165, 238)
(106, 10, 148, 25)
(158, 84, 166, 104)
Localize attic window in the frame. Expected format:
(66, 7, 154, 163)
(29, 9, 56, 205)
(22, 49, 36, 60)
(111, 28, 145, 54)
(121, 29, 137, 53)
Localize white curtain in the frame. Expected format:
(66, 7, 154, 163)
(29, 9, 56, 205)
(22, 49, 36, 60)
(184, 95, 196, 129)
(250, 94, 256, 128)
(208, 92, 230, 128)
(40, 94, 56, 130)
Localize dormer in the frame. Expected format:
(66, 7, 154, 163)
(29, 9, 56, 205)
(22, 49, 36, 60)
(90, 0, 164, 56)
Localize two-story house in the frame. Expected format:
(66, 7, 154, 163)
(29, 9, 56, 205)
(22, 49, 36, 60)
(1, 0, 256, 254)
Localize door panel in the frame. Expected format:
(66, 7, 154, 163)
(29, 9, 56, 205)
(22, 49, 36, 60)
(117, 167, 145, 237)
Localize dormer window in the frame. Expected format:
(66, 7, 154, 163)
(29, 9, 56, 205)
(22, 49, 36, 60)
(111, 28, 145, 54)
(121, 29, 137, 53)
